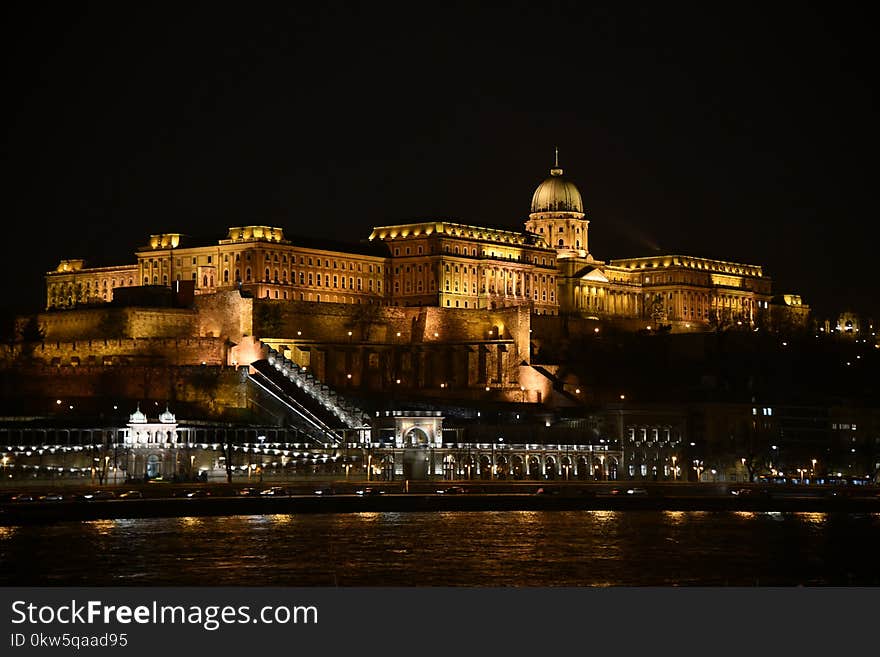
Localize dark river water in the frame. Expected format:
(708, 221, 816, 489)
(2, 511, 879, 586)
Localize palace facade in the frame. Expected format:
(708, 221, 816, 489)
(44, 157, 804, 327)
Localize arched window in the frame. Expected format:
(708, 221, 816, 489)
(246, 268, 252, 281)
(265, 268, 270, 281)
(223, 270, 229, 282)
(203, 276, 208, 287)
(558, 239, 564, 247)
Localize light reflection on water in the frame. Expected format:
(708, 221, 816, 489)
(177, 516, 201, 527)
(86, 519, 116, 535)
(1, 511, 879, 586)
(588, 510, 618, 523)
(797, 512, 827, 525)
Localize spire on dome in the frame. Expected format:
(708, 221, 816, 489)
(550, 147, 563, 177)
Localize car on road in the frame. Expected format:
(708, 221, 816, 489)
(599, 487, 647, 496)
(174, 489, 212, 498)
(119, 490, 143, 499)
(436, 486, 466, 494)
(259, 487, 289, 496)
(80, 491, 116, 501)
(236, 487, 258, 496)
(10, 493, 35, 502)
(597, 488, 621, 496)
(313, 487, 336, 496)
(40, 493, 65, 501)
(355, 488, 384, 496)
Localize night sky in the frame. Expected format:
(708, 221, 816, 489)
(3, 3, 877, 319)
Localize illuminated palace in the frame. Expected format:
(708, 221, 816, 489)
(11, 156, 860, 486)
(44, 157, 804, 326)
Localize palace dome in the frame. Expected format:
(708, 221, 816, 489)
(530, 164, 584, 214)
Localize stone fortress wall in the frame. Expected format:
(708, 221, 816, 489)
(24, 307, 198, 342)
(4, 337, 228, 368)
(248, 300, 541, 398)
(250, 299, 529, 347)
(4, 292, 557, 411)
